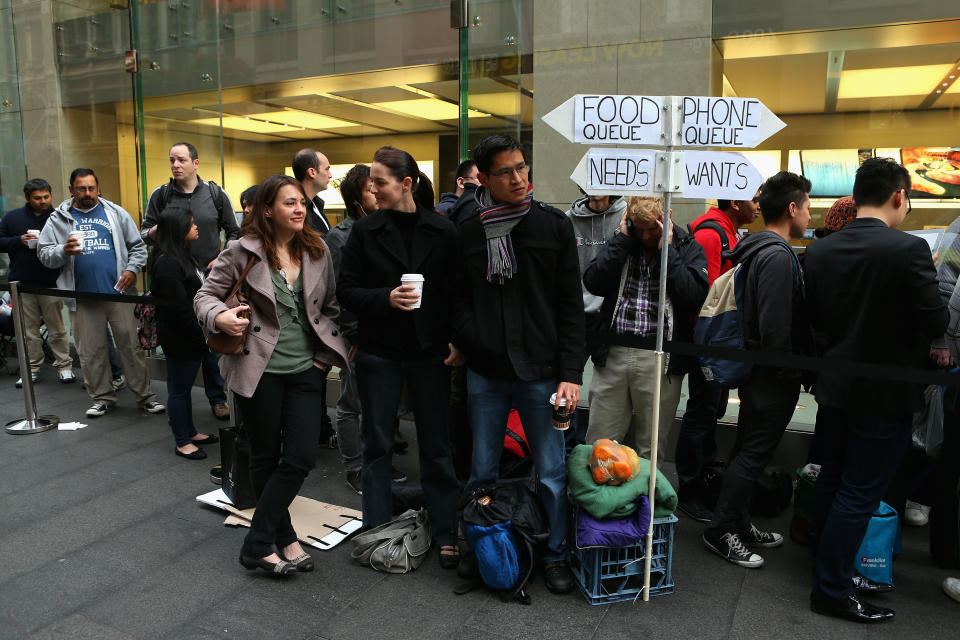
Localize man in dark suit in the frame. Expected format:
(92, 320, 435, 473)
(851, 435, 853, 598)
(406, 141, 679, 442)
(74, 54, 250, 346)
(292, 148, 332, 235)
(805, 157, 948, 623)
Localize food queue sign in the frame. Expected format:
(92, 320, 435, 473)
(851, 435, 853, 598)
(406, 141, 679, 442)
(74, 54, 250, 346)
(542, 93, 784, 602)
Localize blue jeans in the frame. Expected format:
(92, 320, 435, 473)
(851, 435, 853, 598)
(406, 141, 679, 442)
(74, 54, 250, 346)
(202, 351, 227, 405)
(811, 405, 911, 601)
(466, 370, 569, 562)
(165, 356, 202, 447)
(356, 351, 458, 545)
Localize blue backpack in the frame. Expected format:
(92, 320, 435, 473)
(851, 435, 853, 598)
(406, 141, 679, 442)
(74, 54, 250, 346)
(694, 261, 753, 388)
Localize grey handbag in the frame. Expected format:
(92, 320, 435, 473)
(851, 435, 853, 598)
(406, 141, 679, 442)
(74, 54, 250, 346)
(351, 508, 431, 573)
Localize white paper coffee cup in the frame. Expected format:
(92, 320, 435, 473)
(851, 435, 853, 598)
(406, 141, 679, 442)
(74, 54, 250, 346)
(69, 230, 84, 253)
(401, 273, 424, 309)
(27, 229, 39, 249)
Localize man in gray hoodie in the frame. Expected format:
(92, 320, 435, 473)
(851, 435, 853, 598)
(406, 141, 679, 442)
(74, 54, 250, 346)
(38, 168, 163, 419)
(565, 193, 625, 447)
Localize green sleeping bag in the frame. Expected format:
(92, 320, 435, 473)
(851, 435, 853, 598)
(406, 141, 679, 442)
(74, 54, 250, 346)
(567, 444, 678, 519)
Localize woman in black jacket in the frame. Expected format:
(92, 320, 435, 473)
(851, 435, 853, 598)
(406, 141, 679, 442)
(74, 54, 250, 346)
(338, 146, 461, 569)
(149, 210, 218, 460)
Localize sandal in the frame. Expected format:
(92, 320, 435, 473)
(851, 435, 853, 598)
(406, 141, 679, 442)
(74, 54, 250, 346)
(439, 544, 460, 570)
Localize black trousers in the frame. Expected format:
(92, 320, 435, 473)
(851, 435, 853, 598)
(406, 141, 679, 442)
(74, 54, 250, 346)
(675, 363, 728, 491)
(356, 350, 458, 545)
(707, 368, 800, 535)
(236, 366, 325, 558)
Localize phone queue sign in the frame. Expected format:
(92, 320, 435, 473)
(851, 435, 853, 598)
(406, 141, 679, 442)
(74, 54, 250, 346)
(544, 94, 786, 150)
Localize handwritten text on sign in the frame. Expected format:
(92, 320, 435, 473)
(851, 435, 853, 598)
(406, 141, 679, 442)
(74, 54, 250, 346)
(682, 151, 763, 200)
(574, 95, 663, 145)
(585, 148, 656, 193)
(681, 97, 763, 147)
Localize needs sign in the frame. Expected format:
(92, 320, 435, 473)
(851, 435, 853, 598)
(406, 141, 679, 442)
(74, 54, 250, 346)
(571, 148, 762, 200)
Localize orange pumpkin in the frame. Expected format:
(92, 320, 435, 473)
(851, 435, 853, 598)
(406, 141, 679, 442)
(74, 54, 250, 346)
(588, 439, 641, 486)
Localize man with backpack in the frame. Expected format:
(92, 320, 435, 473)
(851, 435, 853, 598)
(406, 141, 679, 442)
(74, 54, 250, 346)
(805, 158, 947, 623)
(701, 171, 811, 569)
(140, 142, 238, 421)
(676, 196, 760, 522)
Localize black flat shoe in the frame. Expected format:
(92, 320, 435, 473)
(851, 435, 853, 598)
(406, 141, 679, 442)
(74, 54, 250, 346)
(192, 433, 219, 446)
(239, 554, 296, 576)
(810, 593, 894, 623)
(439, 545, 460, 570)
(175, 447, 207, 460)
(281, 552, 315, 572)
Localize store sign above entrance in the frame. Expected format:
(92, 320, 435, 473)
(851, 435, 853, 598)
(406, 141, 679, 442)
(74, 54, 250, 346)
(571, 148, 763, 200)
(542, 95, 786, 149)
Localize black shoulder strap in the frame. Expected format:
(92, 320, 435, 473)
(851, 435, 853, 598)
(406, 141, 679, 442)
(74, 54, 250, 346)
(206, 180, 227, 220)
(694, 220, 730, 252)
(155, 182, 171, 214)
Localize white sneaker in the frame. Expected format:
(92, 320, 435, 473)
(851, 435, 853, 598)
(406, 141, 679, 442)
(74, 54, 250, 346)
(905, 500, 931, 527)
(86, 402, 110, 417)
(944, 577, 960, 604)
(15, 372, 39, 388)
(58, 368, 77, 384)
(142, 400, 165, 414)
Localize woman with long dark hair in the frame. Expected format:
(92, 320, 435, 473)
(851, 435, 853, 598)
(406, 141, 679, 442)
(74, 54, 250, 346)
(338, 146, 462, 569)
(149, 210, 219, 459)
(195, 174, 348, 576)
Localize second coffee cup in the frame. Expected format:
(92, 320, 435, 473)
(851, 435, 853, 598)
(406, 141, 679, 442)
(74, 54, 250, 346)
(400, 273, 424, 309)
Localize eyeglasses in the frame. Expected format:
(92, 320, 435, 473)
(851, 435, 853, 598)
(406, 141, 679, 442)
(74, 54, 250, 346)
(903, 189, 912, 216)
(487, 163, 529, 179)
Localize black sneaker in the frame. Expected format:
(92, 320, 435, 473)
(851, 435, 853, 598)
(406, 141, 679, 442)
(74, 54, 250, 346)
(702, 531, 764, 568)
(678, 496, 713, 523)
(210, 465, 223, 485)
(346, 470, 362, 495)
(543, 561, 573, 594)
(743, 523, 783, 548)
(391, 467, 408, 483)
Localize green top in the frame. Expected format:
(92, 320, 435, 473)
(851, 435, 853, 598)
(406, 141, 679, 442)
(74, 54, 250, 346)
(264, 266, 316, 375)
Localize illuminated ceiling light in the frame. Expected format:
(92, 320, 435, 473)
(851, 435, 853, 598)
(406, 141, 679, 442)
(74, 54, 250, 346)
(373, 98, 490, 120)
(193, 116, 293, 134)
(254, 110, 359, 130)
(838, 64, 954, 99)
(937, 90, 943, 93)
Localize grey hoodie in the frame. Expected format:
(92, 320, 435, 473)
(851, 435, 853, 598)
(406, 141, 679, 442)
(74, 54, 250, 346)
(565, 196, 627, 314)
(38, 197, 148, 311)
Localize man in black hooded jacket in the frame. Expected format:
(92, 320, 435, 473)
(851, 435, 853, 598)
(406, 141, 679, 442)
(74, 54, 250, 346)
(702, 171, 812, 570)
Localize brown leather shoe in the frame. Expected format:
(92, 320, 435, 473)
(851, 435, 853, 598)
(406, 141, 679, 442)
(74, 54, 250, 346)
(211, 402, 230, 420)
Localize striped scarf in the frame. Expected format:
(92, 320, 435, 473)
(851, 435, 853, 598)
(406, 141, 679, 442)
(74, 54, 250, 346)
(477, 184, 534, 283)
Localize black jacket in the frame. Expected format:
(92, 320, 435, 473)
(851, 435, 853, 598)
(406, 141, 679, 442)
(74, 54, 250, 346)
(308, 195, 332, 235)
(453, 198, 585, 384)
(325, 214, 359, 343)
(338, 207, 457, 360)
(446, 183, 480, 226)
(804, 217, 947, 412)
(150, 253, 206, 360)
(0, 205, 60, 286)
(727, 230, 811, 381)
(583, 225, 708, 374)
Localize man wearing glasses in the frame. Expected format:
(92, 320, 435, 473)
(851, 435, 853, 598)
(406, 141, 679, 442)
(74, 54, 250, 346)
(804, 158, 944, 623)
(453, 134, 584, 595)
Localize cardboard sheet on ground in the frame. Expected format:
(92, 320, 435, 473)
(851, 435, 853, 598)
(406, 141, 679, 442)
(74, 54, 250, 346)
(197, 489, 362, 550)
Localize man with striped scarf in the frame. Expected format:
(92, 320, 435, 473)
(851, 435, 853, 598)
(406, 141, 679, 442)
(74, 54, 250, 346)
(453, 134, 585, 595)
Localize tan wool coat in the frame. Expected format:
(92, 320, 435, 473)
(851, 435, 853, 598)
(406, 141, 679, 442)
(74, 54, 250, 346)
(194, 235, 348, 397)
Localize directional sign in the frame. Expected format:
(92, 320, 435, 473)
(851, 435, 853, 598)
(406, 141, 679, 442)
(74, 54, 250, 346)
(571, 148, 763, 200)
(571, 148, 657, 196)
(681, 150, 764, 200)
(678, 96, 784, 148)
(543, 95, 785, 149)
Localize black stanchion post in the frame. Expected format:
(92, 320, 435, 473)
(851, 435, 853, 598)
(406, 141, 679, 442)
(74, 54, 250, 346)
(5, 281, 59, 434)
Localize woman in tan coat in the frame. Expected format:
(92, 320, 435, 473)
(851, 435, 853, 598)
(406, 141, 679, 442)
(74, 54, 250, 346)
(195, 174, 348, 576)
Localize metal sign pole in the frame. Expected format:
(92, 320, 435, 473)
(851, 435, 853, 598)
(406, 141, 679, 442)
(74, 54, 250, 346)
(5, 281, 58, 434)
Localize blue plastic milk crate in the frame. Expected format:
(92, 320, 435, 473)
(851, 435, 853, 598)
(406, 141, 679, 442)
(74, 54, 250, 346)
(569, 514, 677, 604)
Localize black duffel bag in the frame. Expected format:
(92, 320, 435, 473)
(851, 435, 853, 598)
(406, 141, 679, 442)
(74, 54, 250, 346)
(219, 425, 256, 510)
